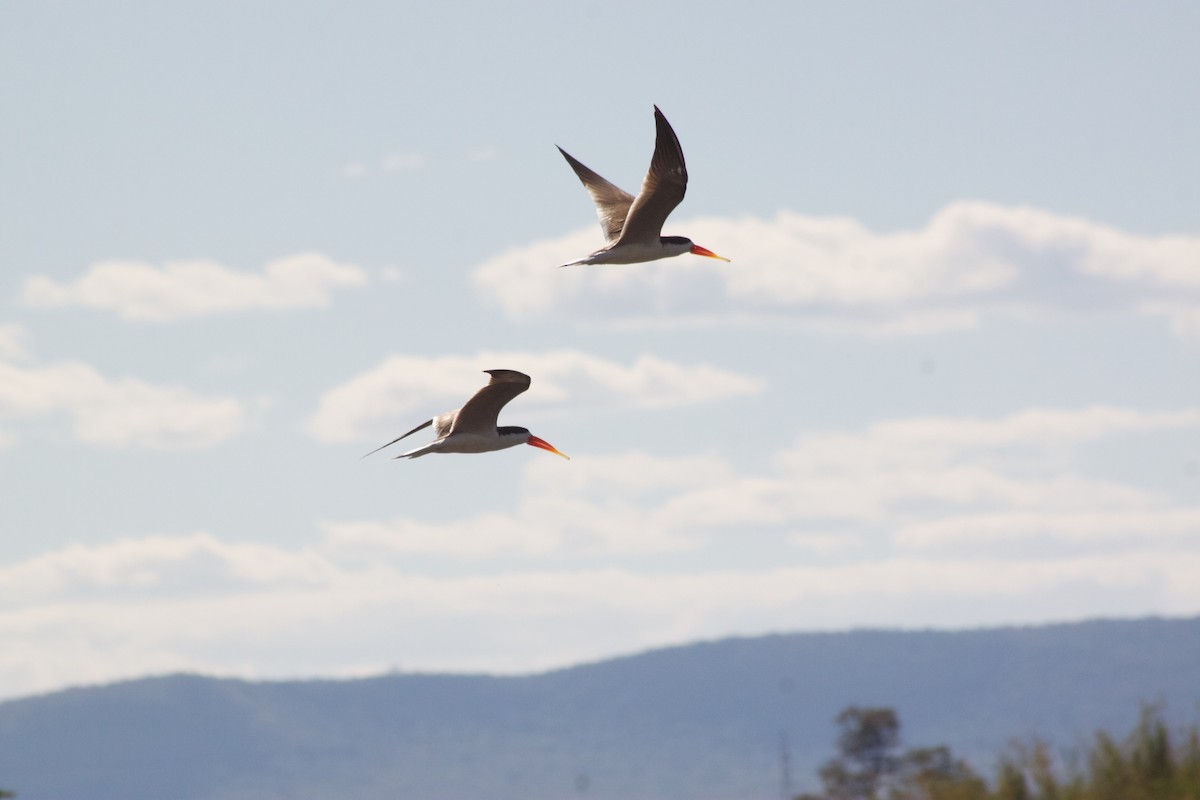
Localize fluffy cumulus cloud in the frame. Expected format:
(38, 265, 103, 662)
(4, 543, 1199, 699)
(0, 326, 249, 449)
(302, 401, 1200, 563)
(21, 252, 371, 321)
(324, 452, 735, 557)
(0, 534, 334, 604)
(6, 402, 1196, 698)
(305, 350, 766, 443)
(472, 202, 1200, 337)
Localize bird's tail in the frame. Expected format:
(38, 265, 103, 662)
(391, 440, 442, 459)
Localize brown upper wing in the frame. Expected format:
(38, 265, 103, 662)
(557, 146, 636, 244)
(614, 106, 688, 247)
(449, 370, 533, 435)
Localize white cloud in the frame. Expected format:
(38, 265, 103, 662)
(2, 536, 1198, 699)
(0, 340, 249, 450)
(781, 406, 1200, 467)
(305, 350, 765, 443)
(762, 406, 1200, 525)
(21, 252, 370, 322)
(472, 202, 1200, 337)
(4, 403, 1200, 698)
(325, 452, 731, 557)
(897, 510, 1200, 548)
(0, 533, 331, 604)
(324, 404, 1200, 558)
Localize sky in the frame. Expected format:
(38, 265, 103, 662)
(2, 1, 1199, 700)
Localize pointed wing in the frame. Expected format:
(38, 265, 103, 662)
(615, 106, 689, 247)
(557, 146, 636, 244)
(361, 409, 458, 458)
(449, 370, 532, 436)
(362, 418, 433, 458)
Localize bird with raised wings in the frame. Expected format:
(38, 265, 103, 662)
(363, 369, 569, 460)
(557, 105, 730, 268)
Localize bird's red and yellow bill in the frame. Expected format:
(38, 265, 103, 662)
(690, 244, 730, 262)
(528, 435, 570, 460)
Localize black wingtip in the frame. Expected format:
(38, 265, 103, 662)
(482, 369, 532, 384)
(361, 437, 403, 459)
(361, 418, 433, 458)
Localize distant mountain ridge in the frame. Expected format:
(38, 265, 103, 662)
(2, 616, 1198, 800)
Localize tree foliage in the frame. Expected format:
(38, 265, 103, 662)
(815, 707, 902, 800)
(798, 704, 1200, 800)
(799, 705, 981, 800)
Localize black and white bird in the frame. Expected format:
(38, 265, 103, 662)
(557, 105, 730, 268)
(363, 369, 569, 460)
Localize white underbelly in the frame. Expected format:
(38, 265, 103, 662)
(587, 242, 672, 264)
(435, 433, 517, 454)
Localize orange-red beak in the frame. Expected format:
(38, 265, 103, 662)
(690, 244, 730, 262)
(528, 435, 570, 460)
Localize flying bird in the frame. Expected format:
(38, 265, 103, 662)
(557, 105, 730, 268)
(363, 369, 569, 460)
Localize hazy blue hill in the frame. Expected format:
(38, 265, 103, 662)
(2, 616, 1198, 800)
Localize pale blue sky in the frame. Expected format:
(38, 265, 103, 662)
(2, 1, 1199, 699)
